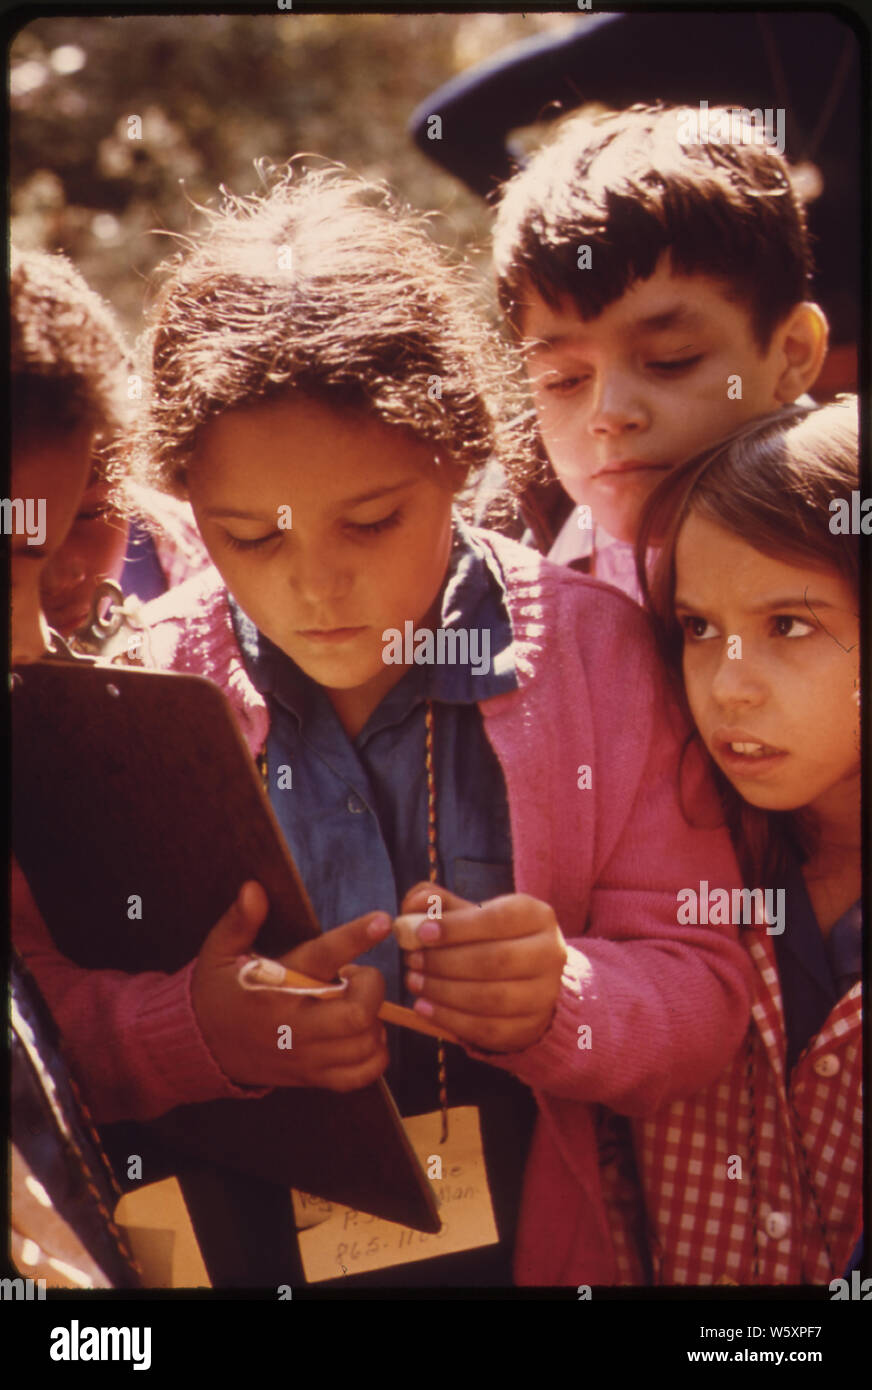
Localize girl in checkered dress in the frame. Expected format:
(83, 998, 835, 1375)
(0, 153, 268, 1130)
(633, 398, 862, 1285)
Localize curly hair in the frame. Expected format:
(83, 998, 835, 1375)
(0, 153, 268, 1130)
(494, 103, 813, 351)
(10, 247, 130, 447)
(130, 162, 536, 506)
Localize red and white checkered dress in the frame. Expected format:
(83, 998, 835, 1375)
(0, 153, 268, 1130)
(605, 928, 862, 1285)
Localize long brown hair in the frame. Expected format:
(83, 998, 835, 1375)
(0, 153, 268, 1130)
(636, 398, 860, 884)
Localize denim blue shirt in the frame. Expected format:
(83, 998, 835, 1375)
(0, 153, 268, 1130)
(229, 516, 517, 1005)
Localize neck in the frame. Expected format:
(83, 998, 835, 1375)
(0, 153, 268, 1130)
(326, 594, 443, 739)
(799, 771, 862, 863)
(327, 662, 407, 739)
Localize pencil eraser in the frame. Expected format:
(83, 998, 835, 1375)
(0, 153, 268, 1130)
(392, 913, 428, 951)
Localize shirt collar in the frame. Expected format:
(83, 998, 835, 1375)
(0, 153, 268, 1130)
(228, 512, 518, 736)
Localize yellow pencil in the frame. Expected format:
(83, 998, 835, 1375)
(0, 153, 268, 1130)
(240, 957, 460, 1045)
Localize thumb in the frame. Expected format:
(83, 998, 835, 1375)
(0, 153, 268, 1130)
(200, 881, 270, 965)
(282, 910, 392, 983)
(401, 881, 474, 916)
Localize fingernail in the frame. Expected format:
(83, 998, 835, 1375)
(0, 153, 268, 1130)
(414, 998, 435, 1018)
(406, 971, 424, 994)
(418, 921, 441, 944)
(367, 912, 392, 939)
(406, 951, 424, 972)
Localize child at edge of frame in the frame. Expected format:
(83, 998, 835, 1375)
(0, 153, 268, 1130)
(629, 399, 862, 1286)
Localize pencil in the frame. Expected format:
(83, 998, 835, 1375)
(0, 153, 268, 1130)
(241, 958, 460, 1045)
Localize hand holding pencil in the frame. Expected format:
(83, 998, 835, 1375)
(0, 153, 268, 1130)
(191, 882, 394, 1093)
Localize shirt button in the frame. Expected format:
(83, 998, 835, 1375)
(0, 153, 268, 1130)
(764, 1212, 790, 1240)
(813, 1053, 840, 1077)
(346, 794, 365, 814)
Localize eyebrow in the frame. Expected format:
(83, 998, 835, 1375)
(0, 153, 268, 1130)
(527, 304, 705, 354)
(201, 481, 415, 521)
(675, 594, 838, 614)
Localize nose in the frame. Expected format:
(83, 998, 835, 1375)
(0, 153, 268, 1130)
(587, 367, 648, 439)
(709, 641, 768, 709)
(289, 541, 351, 610)
(41, 545, 88, 598)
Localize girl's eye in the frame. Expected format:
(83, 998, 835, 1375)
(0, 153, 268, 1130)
(345, 509, 403, 536)
(542, 375, 588, 395)
(773, 614, 815, 638)
(648, 355, 704, 373)
(224, 532, 278, 552)
(680, 614, 718, 640)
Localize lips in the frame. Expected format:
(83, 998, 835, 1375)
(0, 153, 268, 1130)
(594, 460, 671, 478)
(44, 604, 91, 635)
(712, 727, 788, 775)
(296, 627, 366, 643)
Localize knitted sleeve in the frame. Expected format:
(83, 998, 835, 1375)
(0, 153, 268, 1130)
(11, 858, 270, 1124)
(473, 568, 753, 1115)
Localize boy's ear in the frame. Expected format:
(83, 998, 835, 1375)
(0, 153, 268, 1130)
(772, 302, 829, 403)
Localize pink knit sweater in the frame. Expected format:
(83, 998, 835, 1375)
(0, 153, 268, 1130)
(13, 530, 750, 1284)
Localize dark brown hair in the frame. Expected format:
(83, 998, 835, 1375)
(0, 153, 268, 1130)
(493, 103, 813, 351)
(10, 247, 130, 449)
(131, 162, 535, 503)
(636, 398, 860, 884)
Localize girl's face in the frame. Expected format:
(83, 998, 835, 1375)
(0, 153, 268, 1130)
(40, 472, 129, 635)
(188, 394, 459, 732)
(675, 513, 860, 824)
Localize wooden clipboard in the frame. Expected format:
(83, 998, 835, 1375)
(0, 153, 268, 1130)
(11, 660, 441, 1235)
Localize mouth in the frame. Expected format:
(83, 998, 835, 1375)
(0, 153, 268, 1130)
(713, 729, 788, 775)
(45, 605, 91, 634)
(296, 627, 367, 644)
(594, 460, 672, 480)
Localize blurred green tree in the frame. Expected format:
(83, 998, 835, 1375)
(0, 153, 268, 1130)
(10, 11, 575, 335)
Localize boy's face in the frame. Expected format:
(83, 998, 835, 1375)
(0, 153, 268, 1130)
(675, 513, 860, 826)
(188, 394, 459, 736)
(11, 426, 94, 664)
(520, 255, 793, 543)
(40, 473, 129, 636)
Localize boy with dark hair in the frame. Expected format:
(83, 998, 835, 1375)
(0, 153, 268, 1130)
(490, 103, 829, 597)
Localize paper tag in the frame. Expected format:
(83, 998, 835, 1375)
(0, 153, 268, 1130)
(115, 1178, 211, 1288)
(296, 1105, 498, 1283)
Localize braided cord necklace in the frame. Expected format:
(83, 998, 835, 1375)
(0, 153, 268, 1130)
(424, 700, 449, 1143)
(257, 696, 449, 1142)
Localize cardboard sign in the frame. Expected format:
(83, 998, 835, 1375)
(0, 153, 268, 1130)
(296, 1107, 498, 1283)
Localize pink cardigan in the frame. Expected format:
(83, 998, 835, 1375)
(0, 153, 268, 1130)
(13, 530, 750, 1284)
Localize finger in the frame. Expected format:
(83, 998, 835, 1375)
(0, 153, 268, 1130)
(282, 911, 392, 981)
(403, 935, 550, 982)
(285, 1028, 389, 1070)
(283, 967, 387, 1042)
(400, 881, 475, 916)
(317, 1048, 391, 1093)
(405, 971, 556, 1018)
(408, 998, 547, 1053)
(200, 881, 270, 965)
(398, 896, 549, 950)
